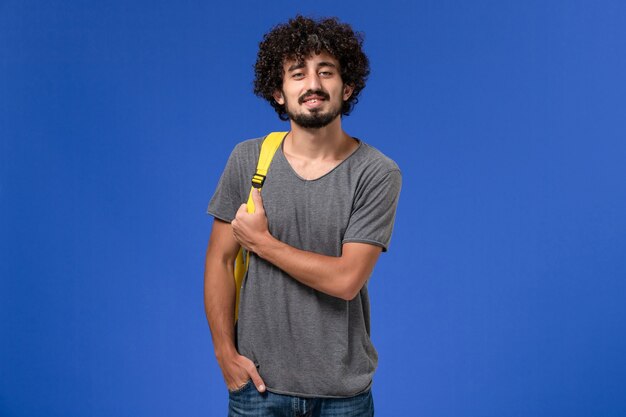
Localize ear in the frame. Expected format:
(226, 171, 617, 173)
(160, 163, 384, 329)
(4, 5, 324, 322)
(342, 84, 354, 101)
(273, 90, 285, 105)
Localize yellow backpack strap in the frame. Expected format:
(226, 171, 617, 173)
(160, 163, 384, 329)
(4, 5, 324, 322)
(247, 132, 287, 213)
(234, 132, 287, 322)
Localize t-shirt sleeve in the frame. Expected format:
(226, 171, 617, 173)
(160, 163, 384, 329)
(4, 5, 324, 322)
(342, 169, 402, 252)
(207, 145, 247, 223)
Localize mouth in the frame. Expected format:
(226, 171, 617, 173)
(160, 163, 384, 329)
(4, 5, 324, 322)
(300, 95, 327, 109)
(299, 91, 330, 107)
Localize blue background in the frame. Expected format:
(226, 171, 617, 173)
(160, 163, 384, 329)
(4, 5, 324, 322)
(2, 0, 625, 416)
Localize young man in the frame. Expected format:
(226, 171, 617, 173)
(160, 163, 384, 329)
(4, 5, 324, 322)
(205, 16, 401, 416)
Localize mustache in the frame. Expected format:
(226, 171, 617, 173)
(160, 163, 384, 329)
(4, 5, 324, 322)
(298, 90, 330, 104)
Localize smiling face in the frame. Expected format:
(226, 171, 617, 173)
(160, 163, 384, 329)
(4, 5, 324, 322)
(273, 51, 354, 129)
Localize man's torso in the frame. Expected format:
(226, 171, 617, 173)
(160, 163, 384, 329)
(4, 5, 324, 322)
(208, 136, 401, 398)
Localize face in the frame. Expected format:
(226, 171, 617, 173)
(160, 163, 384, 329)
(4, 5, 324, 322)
(273, 51, 354, 129)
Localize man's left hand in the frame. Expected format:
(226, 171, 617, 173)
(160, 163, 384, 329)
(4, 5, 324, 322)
(232, 189, 270, 253)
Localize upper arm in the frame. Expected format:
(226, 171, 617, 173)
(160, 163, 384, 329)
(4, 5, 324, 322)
(342, 169, 402, 253)
(205, 218, 240, 269)
(341, 242, 383, 300)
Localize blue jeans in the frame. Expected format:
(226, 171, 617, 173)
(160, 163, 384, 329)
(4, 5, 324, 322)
(227, 380, 374, 417)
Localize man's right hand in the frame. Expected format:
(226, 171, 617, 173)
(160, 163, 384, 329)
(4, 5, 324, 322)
(218, 351, 266, 393)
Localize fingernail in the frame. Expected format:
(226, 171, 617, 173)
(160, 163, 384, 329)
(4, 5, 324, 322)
(259, 384, 265, 391)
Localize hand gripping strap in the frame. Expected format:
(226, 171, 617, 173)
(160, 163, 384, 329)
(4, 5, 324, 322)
(234, 132, 287, 321)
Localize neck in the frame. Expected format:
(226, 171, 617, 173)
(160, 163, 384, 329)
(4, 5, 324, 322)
(286, 116, 356, 160)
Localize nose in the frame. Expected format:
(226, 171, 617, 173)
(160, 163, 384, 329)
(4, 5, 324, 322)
(305, 72, 322, 91)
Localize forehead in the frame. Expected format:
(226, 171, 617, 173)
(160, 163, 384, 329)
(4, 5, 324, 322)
(282, 51, 340, 71)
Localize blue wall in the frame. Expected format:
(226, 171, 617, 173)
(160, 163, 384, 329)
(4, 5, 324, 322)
(1, 1, 625, 416)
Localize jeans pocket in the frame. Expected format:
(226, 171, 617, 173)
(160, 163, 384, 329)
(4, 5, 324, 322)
(228, 379, 253, 395)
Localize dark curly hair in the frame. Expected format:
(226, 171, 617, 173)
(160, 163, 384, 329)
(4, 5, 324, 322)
(253, 15, 370, 121)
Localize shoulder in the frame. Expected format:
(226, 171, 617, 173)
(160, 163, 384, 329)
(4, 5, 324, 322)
(350, 140, 402, 180)
(230, 137, 264, 159)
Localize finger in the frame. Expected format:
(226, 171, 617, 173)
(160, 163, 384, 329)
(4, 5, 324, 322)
(228, 379, 250, 391)
(236, 203, 247, 217)
(251, 188, 265, 214)
(243, 360, 266, 393)
(231, 228, 242, 244)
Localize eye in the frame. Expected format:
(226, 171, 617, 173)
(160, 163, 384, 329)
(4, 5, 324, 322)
(292, 72, 304, 79)
(319, 71, 333, 77)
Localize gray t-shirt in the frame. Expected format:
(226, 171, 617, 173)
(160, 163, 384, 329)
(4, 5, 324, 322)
(207, 135, 401, 398)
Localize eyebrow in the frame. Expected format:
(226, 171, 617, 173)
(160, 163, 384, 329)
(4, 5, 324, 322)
(287, 62, 305, 72)
(317, 61, 337, 69)
(287, 61, 338, 72)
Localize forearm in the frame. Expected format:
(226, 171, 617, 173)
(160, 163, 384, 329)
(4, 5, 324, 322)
(204, 256, 238, 360)
(253, 233, 359, 300)
(204, 252, 267, 392)
(231, 191, 381, 301)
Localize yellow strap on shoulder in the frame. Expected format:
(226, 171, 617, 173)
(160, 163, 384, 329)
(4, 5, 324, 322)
(233, 132, 287, 321)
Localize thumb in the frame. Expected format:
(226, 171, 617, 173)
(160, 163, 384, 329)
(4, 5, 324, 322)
(236, 203, 247, 217)
(245, 361, 266, 393)
(251, 188, 265, 213)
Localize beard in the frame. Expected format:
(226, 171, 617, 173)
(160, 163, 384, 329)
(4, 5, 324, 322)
(283, 89, 342, 129)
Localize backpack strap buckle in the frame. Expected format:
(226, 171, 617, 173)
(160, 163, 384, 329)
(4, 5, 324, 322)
(251, 173, 266, 188)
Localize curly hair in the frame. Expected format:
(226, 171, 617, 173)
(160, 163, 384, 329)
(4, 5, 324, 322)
(253, 15, 370, 121)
